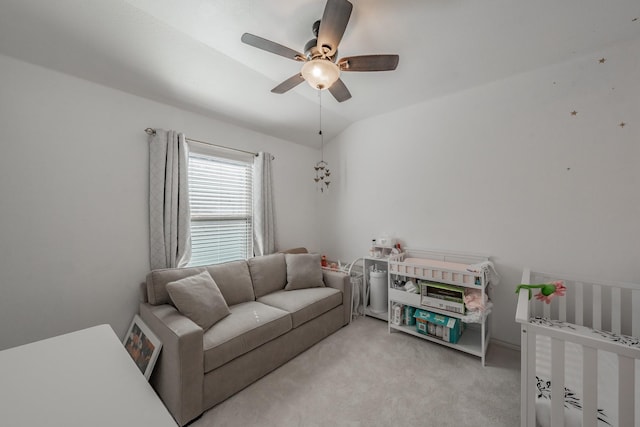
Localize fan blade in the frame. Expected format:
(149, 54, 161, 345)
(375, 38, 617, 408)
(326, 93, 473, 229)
(241, 33, 305, 62)
(338, 55, 399, 72)
(328, 78, 352, 102)
(271, 74, 305, 94)
(317, 0, 353, 57)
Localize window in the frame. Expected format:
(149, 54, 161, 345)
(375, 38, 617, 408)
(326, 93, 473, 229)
(187, 146, 253, 266)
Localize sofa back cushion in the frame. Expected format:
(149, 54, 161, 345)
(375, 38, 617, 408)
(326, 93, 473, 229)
(205, 261, 255, 306)
(146, 260, 255, 306)
(248, 253, 287, 298)
(147, 266, 205, 306)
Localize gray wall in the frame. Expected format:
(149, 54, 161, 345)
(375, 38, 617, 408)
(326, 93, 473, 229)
(2, 37, 638, 351)
(319, 38, 640, 346)
(0, 53, 320, 350)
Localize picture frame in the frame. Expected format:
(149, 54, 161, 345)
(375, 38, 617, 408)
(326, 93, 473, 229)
(123, 314, 162, 380)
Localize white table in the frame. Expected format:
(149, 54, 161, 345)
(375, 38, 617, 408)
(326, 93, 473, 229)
(0, 324, 177, 426)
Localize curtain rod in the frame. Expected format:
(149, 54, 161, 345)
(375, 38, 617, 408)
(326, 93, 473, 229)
(145, 128, 274, 159)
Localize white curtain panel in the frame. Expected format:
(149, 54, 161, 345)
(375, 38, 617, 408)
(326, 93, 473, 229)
(253, 152, 275, 256)
(149, 130, 191, 269)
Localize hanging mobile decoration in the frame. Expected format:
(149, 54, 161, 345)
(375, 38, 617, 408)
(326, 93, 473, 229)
(314, 91, 330, 192)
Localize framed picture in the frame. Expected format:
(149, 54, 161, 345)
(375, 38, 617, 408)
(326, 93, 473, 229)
(123, 315, 162, 380)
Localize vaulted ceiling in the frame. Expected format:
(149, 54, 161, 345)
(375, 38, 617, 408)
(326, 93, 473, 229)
(1, 0, 638, 147)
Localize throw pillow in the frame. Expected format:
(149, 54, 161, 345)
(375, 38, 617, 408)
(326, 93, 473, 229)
(166, 270, 231, 330)
(284, 253, 325, 291)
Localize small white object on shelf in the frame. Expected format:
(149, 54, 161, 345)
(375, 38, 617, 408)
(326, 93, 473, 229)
(403, 280, 418, 293)
(390, 304, 403, 325)
(376, 236, 394, 247)
(368, 238, 397, 259)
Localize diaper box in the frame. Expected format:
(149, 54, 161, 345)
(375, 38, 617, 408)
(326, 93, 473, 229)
(413, 309, 463, 344)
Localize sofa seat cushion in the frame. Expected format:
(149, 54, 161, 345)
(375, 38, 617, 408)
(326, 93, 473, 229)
(203, 301, 291, 373)
(257, 288, 342, 329)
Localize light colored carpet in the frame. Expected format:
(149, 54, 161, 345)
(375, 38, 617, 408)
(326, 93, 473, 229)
(192, 316, 520, 427)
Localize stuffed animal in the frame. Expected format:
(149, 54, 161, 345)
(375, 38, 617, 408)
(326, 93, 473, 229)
(515, 281, 566, 304)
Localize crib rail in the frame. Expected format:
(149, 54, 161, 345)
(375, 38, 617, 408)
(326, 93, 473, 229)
(525, 269, 640, 336)
(517, 268, 640, 427)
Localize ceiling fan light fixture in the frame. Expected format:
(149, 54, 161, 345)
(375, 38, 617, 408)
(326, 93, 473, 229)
(241, 0, 397, 102)
(301, 59, 340, 90)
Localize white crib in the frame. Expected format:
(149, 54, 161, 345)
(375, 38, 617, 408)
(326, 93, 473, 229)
(516, 268, 640, 427)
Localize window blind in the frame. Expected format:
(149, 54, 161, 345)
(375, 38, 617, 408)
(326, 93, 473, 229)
(187, 151, 253, 266)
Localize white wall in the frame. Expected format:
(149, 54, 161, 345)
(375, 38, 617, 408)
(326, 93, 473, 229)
(0, 53, 319, 350)
(2, 37, 637, 351)
(319, 38, 640, 346)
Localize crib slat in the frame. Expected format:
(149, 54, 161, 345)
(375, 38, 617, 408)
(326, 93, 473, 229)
(541, 276, 550, 318)
(618, 355, 635, 427)
(575, 282, 584, 326)
(633, 289, 640, 337)
(558, 290, 567, 322)
(618, 355, 635, 426)
(543, 297, 551, 319)
(551, 338, 565, 427)
(520, 325, 529, 427)
(526, 329, 536, 427)
(592, 285, 601, 330)
(582, 346, 598, 427)
(611, 287, 621, 334)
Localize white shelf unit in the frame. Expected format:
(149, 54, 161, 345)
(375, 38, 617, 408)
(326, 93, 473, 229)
(361, 255, 393, 321)
(387, 249, 492, 366)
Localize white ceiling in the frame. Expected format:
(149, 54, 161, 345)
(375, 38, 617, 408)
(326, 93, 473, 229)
(0, 0, 639, 147)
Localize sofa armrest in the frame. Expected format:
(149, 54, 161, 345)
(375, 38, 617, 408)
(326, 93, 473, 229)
(322, 270, 352, 325)
(139, 303, 203, 426)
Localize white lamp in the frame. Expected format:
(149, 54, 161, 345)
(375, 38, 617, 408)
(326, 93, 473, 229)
(301, 59, 340, 90)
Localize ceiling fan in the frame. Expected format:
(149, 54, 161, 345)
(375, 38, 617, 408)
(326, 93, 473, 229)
(241, 0, 399, 102)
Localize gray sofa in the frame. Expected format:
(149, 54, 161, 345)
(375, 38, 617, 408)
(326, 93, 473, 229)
(139, 251, 351, 426)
